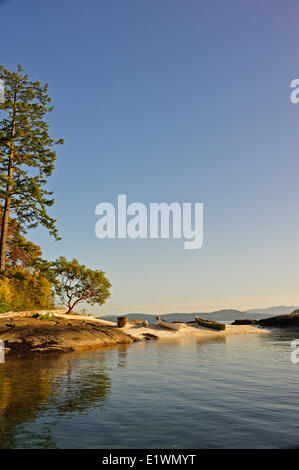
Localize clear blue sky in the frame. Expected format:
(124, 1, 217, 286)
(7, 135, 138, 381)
(1, 0, 299, 314)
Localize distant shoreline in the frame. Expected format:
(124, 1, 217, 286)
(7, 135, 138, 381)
(101, 306, 299, 323)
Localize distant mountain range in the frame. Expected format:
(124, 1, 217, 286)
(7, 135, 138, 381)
(100, 306, 299, 324)
(244, 306, 298, 316)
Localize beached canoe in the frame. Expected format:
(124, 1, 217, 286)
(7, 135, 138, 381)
(195, 316, 226, 331)
(156, 316, 183, 331)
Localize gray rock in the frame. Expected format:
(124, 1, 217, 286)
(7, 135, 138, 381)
(232, 310, 299, 329)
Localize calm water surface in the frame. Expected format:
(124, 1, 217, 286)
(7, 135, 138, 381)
(0, 331, 298, 448)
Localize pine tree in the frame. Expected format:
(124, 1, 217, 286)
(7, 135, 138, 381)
(0, 65, 63, 272)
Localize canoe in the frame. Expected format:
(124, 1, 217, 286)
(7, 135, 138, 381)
(195, 316, 226, 331)
(128, 319, 149, 327)
(156, 316, 183, 331)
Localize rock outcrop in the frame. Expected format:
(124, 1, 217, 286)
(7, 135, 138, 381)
(0, 315, 135, 357)
(232, 310, 299, 329)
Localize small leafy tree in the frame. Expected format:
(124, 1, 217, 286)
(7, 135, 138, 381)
(0, 65, 63, 272)
(53, 257, 111, 314)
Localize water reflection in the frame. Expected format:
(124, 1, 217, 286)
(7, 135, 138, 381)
(0, 333, 298, 449)
(117, 345, 129, 368)
(196, 336, 227, 350)
(0, 352, 111, 448)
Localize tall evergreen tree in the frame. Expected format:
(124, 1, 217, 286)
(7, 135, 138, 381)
(0, 65, 63, 272)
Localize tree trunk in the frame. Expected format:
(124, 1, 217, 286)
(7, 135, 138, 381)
(0, 154, 14, 273)
(0, 92, 16, 273)
(0, 189, 12, 272)
(66, 296, 84, 314)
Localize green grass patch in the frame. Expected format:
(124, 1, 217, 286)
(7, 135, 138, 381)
(31, 313, 57, 321)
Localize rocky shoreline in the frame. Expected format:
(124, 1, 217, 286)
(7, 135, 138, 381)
(0, 313, 135, 357)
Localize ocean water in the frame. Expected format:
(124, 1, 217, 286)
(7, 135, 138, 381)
(0, 330, 298, 449)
